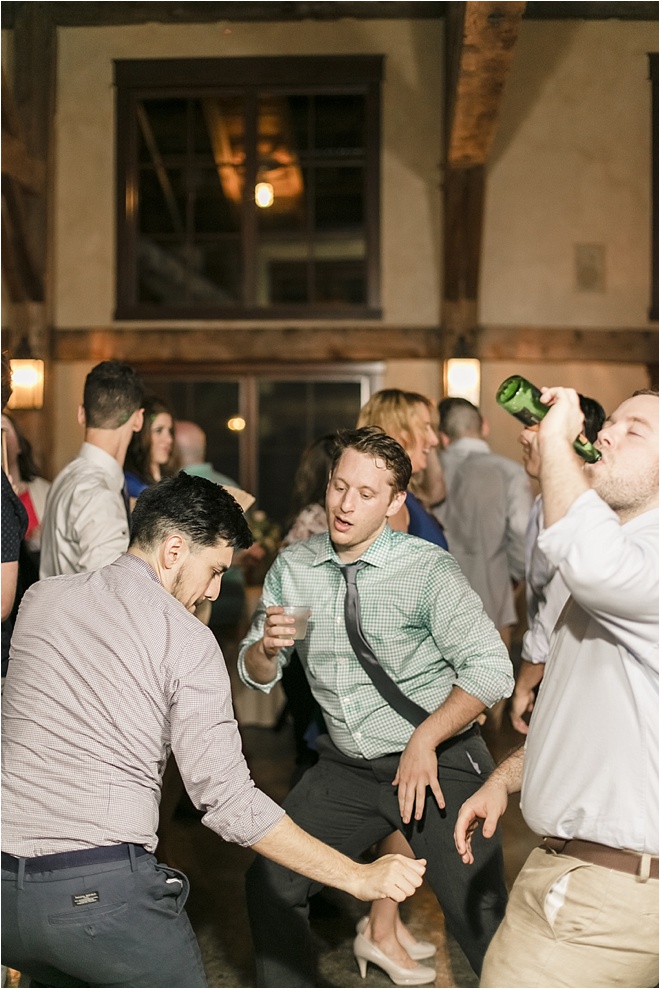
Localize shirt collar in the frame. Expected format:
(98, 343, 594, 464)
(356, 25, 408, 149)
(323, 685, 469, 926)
(80, 442, 125, 492)
(312, 523, 395, 569)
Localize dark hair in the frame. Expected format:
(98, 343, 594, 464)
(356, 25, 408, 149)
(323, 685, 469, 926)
(288, 434, 338, 523)
(578, 395, 606, 443)
(2, 413, 42, 482)
(124, 395, 177, 486)
(438, 396, 483, 440)
(83, 361, 144, 429)
(129, 472, 253, 553)
(330, 426, 412, 493)
(2, 351, 13, 410)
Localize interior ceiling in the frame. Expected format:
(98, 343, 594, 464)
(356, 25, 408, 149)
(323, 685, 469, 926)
(1, 1, 658, 28)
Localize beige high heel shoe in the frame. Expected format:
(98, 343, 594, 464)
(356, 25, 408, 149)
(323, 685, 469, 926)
(356, 915, 437, 960)
(353, 932, 436, 986)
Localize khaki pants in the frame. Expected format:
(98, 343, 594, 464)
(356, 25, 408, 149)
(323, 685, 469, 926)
(481, 846, 659, 988)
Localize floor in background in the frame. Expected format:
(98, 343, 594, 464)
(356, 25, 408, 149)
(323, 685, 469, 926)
(161, 713, 538, 989)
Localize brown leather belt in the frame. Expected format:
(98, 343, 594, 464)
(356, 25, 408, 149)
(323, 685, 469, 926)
(541, 836, 659, 879)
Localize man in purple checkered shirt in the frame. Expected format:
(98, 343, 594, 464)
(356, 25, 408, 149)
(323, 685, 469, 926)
(1, 472, 425, 988)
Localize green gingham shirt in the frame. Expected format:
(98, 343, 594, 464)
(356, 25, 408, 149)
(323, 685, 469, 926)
(238, 526, 513, 760)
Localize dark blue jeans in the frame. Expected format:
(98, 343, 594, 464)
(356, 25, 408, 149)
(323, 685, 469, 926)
(246, 731, 508, 987)
(1, 847, 207, 987)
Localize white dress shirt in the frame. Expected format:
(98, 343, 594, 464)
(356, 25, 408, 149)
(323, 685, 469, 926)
(40, 443, 130, 577)
(521, 490, 658, 854)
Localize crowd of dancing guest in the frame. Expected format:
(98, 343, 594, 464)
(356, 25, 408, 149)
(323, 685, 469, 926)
(1, 353, 657, 989)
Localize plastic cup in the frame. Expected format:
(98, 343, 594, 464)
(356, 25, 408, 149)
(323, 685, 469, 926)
(282, 606, 311, 640)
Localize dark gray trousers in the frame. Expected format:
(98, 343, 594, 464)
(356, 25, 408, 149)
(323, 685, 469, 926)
(245, 731, 508, 987)
(1, 848, 207, 987)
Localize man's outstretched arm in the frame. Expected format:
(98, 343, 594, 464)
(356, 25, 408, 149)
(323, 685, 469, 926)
(251, 814, 426, 903)
(454, 744, 525, 865)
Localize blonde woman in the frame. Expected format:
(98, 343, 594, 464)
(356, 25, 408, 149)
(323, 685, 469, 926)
(357, 389, 447, 548)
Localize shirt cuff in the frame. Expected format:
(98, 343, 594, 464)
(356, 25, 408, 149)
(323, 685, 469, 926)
(237, 650, 282, 692)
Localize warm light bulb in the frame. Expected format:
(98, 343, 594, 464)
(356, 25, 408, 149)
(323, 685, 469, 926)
(227, 416, 246, 432)
(8, 358, 45, 410)
(12, 363, 40, 387)
(445, 358, 481, 407)
(255, 182, 274, 208)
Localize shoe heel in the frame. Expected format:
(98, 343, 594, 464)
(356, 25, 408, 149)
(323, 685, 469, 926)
(357, 955, 368, 979)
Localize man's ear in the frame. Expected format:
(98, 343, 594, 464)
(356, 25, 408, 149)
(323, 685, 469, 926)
(439, 431, 451, 449)
(77, 405, 86, 428)
(160, 533, 188, 571)
(385, 489, 407, 519)
(132, 408, 145, 433)
(481, 418, 490, 440)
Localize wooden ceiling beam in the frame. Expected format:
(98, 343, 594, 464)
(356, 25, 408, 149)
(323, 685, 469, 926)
(447, 1, 526, 168)
(442, 3, 526, 354)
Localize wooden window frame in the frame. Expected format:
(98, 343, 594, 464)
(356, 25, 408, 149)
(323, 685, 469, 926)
(114, 56, 383, 320)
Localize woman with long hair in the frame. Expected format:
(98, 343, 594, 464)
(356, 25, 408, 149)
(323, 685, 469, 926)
(124, 396, 177, 507)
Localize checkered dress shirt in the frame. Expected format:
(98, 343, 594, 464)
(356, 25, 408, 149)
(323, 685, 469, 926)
(239, 525, 513, 760)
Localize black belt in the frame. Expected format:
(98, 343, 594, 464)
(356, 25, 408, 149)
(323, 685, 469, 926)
(1, 843, 149, 874)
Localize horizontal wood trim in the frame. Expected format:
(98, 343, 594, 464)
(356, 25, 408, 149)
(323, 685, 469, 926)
(2, 3, 444, 30)
(55, 327, 444, 363)
(53, 325, 658, 365)
(477, 326, 659, 363)
(2, 2, 656, 29)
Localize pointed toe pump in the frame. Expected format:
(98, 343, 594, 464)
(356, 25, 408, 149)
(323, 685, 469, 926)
(353, 932, 436, 986)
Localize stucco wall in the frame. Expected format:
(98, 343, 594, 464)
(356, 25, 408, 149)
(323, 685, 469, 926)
(53, 18, 443, 329)
(481, 19, 657, 327)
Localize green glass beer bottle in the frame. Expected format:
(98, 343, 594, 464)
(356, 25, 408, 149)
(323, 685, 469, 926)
(496, 375, 601, 463)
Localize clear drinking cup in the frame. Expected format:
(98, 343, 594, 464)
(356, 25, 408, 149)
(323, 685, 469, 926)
(282, 606, 311, 640)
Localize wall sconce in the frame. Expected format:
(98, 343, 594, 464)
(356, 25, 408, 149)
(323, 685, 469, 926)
(8, 339, 45, 410)
(443, 337, 481, 407)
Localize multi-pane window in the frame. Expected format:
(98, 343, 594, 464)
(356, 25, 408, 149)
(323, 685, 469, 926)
(115, 57, 382, 318)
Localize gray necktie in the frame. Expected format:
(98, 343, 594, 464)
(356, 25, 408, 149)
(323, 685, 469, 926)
(340, 561, 429, 727)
